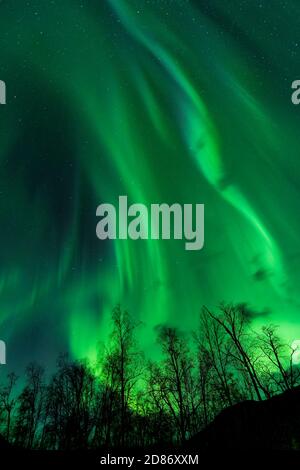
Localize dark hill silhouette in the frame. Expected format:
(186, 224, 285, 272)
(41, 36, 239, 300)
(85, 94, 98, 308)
(0, 435, 11, 449)
(188, 386, 300, 450)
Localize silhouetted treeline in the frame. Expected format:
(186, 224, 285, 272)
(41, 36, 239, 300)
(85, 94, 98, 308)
(0, 303, 299, 450)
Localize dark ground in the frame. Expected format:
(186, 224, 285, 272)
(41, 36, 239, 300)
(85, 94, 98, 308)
(1, 388, 300, 465)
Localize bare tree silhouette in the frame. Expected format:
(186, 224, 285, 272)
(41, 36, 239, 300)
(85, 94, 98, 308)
(0, 372, 18, 441)
(0, 303, 299, 451)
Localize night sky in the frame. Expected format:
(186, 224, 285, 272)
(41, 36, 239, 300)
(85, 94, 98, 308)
(0, 0, 300, 374)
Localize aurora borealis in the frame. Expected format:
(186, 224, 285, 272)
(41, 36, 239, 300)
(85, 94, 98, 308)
(0, 0, 300, 374)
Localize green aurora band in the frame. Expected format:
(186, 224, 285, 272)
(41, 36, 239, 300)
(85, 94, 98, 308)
(0, 0, 300, 372)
